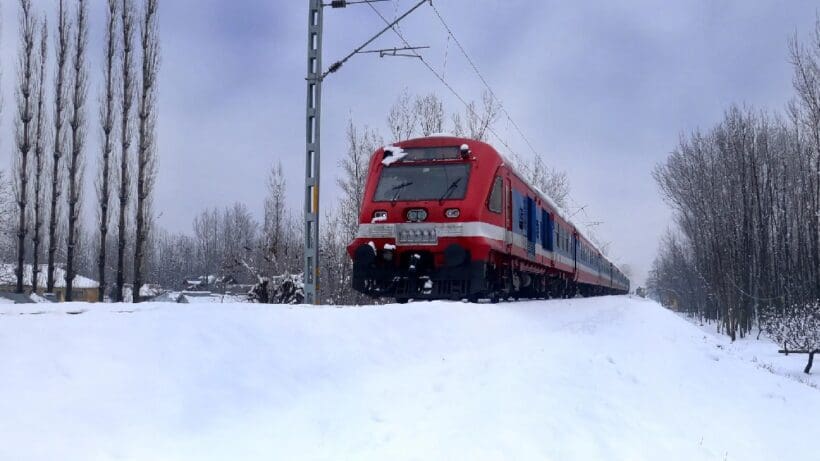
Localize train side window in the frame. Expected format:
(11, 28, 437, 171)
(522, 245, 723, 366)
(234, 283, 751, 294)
(488, 176, 503, 213)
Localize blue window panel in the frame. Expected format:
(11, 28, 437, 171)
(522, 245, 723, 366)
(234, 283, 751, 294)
(542, 210, 553, 251)
(512, 189, 527, 236)
(526, 197, 535, 243)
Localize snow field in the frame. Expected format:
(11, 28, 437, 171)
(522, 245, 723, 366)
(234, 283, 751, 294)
(1, 296, 818, 460)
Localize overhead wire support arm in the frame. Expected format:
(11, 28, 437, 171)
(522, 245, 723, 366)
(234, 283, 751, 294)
(322, 0, 431, 79)
(357, 45, 430, 58)
(325, 0, 390, 7)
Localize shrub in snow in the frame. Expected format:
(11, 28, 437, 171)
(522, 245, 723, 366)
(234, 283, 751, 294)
(271, 274, 305, 304)
(249, 273, 305, 305)
(762, 301, 820, 373)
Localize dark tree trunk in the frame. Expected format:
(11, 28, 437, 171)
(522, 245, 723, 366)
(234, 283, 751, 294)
(47, 0, 70, 294)
(97, 0, 118, 302)
(133, 0, 159, 303)
(115, 0, 135, 302)
(65, 0, 88, 302)
(15, 0, 36, 294)
(32, 21, 48, 295)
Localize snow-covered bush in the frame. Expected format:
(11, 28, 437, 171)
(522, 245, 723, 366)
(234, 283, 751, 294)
(248, 273, 305, 305)
(762, 301, 820, 373)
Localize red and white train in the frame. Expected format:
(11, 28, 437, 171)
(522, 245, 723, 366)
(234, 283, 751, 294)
(346, 136, 630, 302)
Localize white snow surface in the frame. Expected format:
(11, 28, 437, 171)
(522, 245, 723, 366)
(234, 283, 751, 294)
(2, 296, 819, 460)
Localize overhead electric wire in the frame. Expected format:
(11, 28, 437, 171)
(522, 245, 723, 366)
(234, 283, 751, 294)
(427, 4, 611, 244)
(364, 1, 527, 168)
(429, 2, 544, 164)
(371, 2, 613, 254)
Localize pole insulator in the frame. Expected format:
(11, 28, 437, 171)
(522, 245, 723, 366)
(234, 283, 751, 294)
(328, 61, 343, 73)
(330, 0, 347, 8)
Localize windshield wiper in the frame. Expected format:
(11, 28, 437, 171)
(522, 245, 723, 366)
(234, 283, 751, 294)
(439, 177, 462, 204)
(390, 181, 413, 203)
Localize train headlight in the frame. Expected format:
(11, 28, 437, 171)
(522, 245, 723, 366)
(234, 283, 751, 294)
(406, 209, 428, 222)
(372, 210, 388, 222)
(445, 208, 460, 218)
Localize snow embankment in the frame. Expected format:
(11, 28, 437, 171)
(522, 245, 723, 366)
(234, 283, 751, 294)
(1, 297, 818, 460)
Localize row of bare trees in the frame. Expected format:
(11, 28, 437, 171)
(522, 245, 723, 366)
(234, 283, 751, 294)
(650, 22, 820, 357)
(134, 165, 304, 294)
(7, 0, 159, 302)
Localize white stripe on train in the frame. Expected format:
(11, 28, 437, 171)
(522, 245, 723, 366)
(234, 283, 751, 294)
(356, 222, 627, 289)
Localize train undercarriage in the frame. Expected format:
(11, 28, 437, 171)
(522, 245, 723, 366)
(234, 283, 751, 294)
(352, 245, 626, 303)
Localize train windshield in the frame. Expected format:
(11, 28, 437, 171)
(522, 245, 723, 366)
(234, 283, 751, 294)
(374, 164, 471, 202)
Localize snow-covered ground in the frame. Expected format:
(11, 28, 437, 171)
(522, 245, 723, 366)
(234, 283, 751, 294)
(2, 296, 818, 460)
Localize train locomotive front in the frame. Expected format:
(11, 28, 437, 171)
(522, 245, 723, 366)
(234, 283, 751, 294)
(347, 136, 503, 301)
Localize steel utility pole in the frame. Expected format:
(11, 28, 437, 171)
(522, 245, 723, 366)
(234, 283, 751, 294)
(304, 0, 324, 305)
(303, 0, 428, 304)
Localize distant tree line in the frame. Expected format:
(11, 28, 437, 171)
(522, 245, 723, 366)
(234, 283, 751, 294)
(650, 20, 820, 360)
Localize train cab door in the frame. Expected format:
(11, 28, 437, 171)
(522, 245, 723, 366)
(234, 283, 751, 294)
(504, 178, 513, 251)
(526, 197, 536, 258)
(572, 233, 579, 279)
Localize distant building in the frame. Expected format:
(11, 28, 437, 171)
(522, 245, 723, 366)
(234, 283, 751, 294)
(0, 264, 100, 302)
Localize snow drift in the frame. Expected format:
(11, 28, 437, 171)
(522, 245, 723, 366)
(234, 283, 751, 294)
(1, 296, 818, 460)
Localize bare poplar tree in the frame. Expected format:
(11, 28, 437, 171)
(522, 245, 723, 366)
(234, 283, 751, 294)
(31, 20, 48, 293)
(465, 90, 501, 141)
(339, 118, 381, 240)
(115, 0, 135, 302)
(527, 155, 571, 209)
(47, 0, 71, 293)
(133, 0, 159, 303)
(332, 119, 382, 305)
(263, 162, 287, 274)
(415, 93, 444, 136)
(387, 89, 418, 142)
(97, 0, 119, 301)
(14, 0, 36, 294)
(451, 112, 464, 137)
(193, 208, 221, 277)
(64, 0, 88, 301)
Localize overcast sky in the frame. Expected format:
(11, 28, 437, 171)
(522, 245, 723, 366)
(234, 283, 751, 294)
(1, 0, 817, 285)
